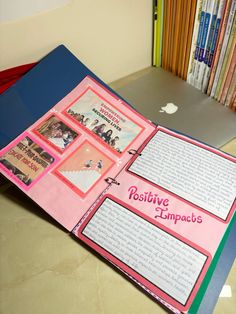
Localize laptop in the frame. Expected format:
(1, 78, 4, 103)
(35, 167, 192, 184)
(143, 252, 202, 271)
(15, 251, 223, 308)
(110, 67, 236, 148)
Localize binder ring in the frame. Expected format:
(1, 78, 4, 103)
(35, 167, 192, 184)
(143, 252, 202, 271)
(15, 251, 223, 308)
(128, 149, 142, 156)
(105, 177, 120, 185)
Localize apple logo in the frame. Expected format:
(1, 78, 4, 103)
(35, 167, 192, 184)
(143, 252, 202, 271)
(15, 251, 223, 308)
(159, 103, 178, 114)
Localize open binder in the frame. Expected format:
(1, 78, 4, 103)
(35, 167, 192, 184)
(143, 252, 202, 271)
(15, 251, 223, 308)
(0, 45, 235, 313)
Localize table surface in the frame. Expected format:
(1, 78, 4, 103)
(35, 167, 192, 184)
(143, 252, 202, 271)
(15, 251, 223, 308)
(0, 69, 235, 314)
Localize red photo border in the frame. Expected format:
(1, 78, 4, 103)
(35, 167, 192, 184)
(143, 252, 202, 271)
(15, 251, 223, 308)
(77, 194, 212, 312)
(126, 127, 236, 224)
(32, 113, 80, 154)
(62, 86, 145, 156)
(53, 140, 115, 198)
(0, 132, 58, 191)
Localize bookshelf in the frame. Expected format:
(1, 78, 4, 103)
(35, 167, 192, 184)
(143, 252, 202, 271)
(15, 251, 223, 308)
(153, 0, 236, 111)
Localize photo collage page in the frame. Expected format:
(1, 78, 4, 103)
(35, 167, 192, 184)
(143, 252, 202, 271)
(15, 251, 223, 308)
(0, 76, 155, 229)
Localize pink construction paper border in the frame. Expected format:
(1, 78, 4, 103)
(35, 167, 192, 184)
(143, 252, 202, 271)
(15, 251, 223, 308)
(62, 85, 145, 156)
(85, 76, 155, 128)
(126, 126, 236, 224)
(0, 132, 58, 191)
(77, 194, 212, 312)
(53, 139, 115, 198)
(32, 113, 81, 154)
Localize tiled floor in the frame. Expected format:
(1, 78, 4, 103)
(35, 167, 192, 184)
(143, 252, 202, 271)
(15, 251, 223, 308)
(221, 138, 236, 157)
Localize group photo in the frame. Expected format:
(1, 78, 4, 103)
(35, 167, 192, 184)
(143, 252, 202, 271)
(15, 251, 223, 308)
(35, 115, 79, 151)
(64, 88, 142, 154)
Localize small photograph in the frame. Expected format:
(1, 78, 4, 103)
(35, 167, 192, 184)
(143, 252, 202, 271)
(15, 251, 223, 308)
(0, 159, 32, 186)
(34, 115, 79, 152)
(0, 136, 55, 187)
(54, 141, 114, 196)
(64, 88, 142, 154)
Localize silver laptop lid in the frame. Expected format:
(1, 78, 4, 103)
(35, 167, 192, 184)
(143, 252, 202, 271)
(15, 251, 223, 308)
(111, 67, 236, 148)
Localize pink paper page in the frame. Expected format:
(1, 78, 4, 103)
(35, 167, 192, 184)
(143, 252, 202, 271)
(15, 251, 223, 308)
(74, 126, 236, 312)
(0, 76, 155, 230)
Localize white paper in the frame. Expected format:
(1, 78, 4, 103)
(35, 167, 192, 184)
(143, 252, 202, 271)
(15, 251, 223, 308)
(129, 131, 236, 220)
(82, 198, 207, 305)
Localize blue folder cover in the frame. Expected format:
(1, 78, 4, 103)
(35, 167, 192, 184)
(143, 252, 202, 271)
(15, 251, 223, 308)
(0, 45, 124, 149)
(0, 44, 235, 313)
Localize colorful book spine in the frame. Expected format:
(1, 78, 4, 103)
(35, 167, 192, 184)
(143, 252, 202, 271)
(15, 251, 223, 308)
(189, 0, 208, 86)
(161, 0, 168, 70)
(179, 0, 192, 79)
(207, 0, 232, 95)
(153, 1, 157, 66)
(153, 0, 163, 67)
(168, 0, 176, 72)
(187, 0, 203, 84)
(220, 44, 236, 104)
(159, 0, 164, 65)
(165, 0, 172, 71)
(230, 92, 236, 110)
(216, 13, 236, 101)
(172, 0, 183, 75)
(225, 68, 236, 106)
(202, 0, 226, 93)
(211, 0, 236, 97)
(177, 0, 186, 76)
(183, 0, 198, 80)
(194, 0, 218, 90)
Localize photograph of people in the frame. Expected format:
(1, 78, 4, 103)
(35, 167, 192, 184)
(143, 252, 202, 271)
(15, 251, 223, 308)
(36, 116, 78, 150)
(82, 117, 90, 126)
(83, 159, 93, 169)
(55, 142, 113, 195)
(96, 160, 103, 172)
(64, 88, 141, 154)
(110, 136, 119, 148)
(0, 136, 54, 186)
(101, 129, 113, 143)
(92, 123, 106, 137)
(67, 107, 122, 152)
(90, 119, 99, 128)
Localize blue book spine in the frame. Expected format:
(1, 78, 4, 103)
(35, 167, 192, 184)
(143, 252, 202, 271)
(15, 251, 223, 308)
(194, 11, 206, 60)
(204, 14, 217, 64)
(199, 12, 211, 62)
(208, 17, 221, 67)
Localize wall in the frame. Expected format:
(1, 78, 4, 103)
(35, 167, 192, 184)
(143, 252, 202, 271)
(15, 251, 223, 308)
(0, 0, 153, 82)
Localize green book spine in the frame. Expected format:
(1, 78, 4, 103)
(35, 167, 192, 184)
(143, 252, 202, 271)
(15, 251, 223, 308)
(153, 0, 163, 67)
